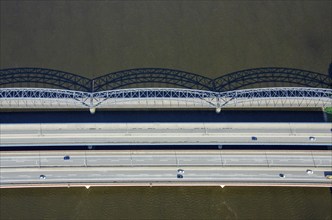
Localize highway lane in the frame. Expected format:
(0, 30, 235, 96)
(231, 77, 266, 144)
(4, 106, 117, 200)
(1, 150, 331, 168)
(1, 122, 331, 146)
(1, 150, 331, 187)
(1, 167, 331, 187)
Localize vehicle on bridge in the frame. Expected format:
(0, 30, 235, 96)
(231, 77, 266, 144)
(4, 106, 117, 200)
(39, 175, 46, 180)
(324, 172, 332, 179)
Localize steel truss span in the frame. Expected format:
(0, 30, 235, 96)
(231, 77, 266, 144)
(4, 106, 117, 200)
(1, 87, 331, 109)
(1, 67, 331, 92)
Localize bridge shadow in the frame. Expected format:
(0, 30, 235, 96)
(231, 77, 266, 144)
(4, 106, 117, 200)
(1, 66, 331, 92)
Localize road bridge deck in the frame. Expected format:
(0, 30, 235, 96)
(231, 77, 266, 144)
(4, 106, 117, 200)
(1, 122, 331, 147)
(1, 150, 331, 188)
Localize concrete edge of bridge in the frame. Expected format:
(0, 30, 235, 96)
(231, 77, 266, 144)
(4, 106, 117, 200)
(1, 182, 331, 189)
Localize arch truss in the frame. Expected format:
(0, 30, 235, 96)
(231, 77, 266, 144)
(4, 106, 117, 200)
(1, 87, 331, 110)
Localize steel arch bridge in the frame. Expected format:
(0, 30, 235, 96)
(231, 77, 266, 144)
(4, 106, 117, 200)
(1, 87, 331, 110)
(1, 67, 331, 92)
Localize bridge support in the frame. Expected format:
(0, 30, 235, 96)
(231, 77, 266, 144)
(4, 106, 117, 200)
(89, 108, 96, 114)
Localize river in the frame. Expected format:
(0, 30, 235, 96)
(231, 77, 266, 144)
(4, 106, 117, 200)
(1, 186, 331, 220)
(1, 1, 331, 219)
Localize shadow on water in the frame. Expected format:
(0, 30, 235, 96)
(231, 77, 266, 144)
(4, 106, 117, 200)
(1, 145, 330, 151)
(0, 110, 328, 123)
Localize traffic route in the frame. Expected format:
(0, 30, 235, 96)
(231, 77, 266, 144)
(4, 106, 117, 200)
(1, 122, 331, 147)
(1, 150, 331, 188)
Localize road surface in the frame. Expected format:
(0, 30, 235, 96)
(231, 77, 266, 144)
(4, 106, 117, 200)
(1, 122, 331, 147)
(1, 150, 331, 188)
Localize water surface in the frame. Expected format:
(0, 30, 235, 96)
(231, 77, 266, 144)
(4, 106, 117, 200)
(1, 187, 331, 220)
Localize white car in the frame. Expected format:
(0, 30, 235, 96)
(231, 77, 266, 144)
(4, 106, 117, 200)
(306, 169, 313, 174)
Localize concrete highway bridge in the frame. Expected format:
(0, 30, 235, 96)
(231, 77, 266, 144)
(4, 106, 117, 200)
(1, 122, 331, 147)
(1, 122, 331, 188)
(1, 150, 331, 188)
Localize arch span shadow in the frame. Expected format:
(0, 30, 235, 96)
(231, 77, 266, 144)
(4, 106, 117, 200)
(1, 66, 331, 92)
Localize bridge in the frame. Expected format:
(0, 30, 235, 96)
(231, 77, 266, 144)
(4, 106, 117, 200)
(0, 87, 331, 110)
(1, 67, 331, 111)
(1, 66, 331, 188)
(1, 150, 331, 188)
(1, 122, 331, 147)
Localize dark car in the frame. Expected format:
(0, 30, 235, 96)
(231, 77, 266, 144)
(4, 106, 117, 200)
(64, 155, 70, 160)
(177, 174, 183, 179)
(251, 136, 257, 141)
(279, 173, 285, 178)
(177, 169, 184, 174)
(39, 175, 46, 180)
(309, 136, 316, 141)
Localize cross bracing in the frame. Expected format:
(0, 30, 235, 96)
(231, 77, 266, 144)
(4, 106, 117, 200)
(1, 67, 331, 92)
(0, 88, 91, 108)
(1, 87, 331, 109)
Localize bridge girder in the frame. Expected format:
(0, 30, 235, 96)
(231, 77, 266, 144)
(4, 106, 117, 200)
(1, 87, 331, 109)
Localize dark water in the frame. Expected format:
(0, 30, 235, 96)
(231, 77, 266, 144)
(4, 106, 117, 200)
(1, 2, 331, 77)
(0, 110, 329, 123)
(1, 187, 331, 220)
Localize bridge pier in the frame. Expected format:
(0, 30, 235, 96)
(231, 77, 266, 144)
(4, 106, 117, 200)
(89, 108, 96, 114)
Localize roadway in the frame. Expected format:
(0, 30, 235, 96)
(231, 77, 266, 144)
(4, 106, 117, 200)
(1, 122, 331, 147)
(1, 150, 331, 188)
(1, 150, 332, 167)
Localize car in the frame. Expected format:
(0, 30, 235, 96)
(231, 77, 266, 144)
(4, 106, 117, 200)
(39, 175, 46, 180)
(309, 136, 316, 141)
(64, 155, 70, 160)
(279, 173, 285, 178)
(324, 172, 332, 179)
(306, 169, 313, 174)
(177, 169, 184, 174)
(177, 174, 183, 179)
(251, 136, 257, 141)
